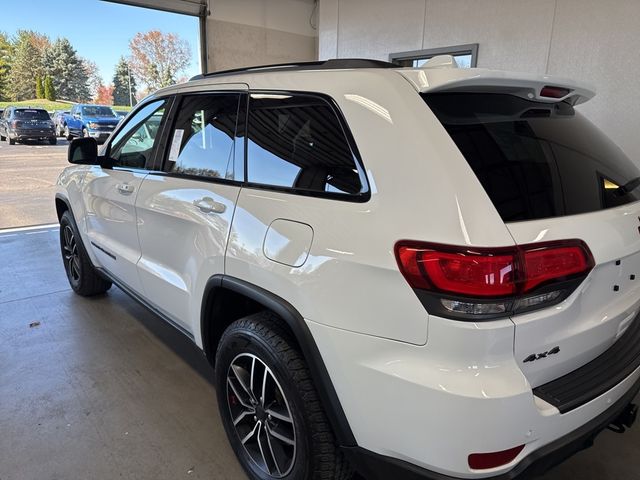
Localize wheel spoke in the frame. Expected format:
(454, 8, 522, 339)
(261, 367, 269, 407)
(231, 364, 257, 404)
(232, 408, 255, 427)
(264, 424, 282, 475)
(240, 421, 259, 445)
(256, 423, 272, 474)
(228, 376, 254, 409)
(265, 407, 293, 424)
(266, 423, 295, 446)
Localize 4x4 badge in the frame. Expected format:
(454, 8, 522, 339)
(523, 346, 560, 363)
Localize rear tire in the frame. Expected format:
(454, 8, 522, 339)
(8, 136, 15, 145)
(215, 312, 353, 480)
(59, 210, 112, 296)
(49, 137, 57, 145)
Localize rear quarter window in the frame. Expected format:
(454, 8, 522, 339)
(246, 92, 369, 200)
(423, 93, 640, 221)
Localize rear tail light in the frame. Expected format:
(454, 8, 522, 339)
(468, 445, 525, 470)
(540, 85, 571, 98)
(395, 240, 594, 319)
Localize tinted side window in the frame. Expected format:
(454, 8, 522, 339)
(165, 93, 241, 180)
(423, 93, 640, 221)
(247, 93, 367, 196)
(108, 99, 167, 169)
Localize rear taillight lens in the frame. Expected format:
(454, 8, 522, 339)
(395, 240, 594, 319)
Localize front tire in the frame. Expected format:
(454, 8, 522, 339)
(49, 137, 57, 145)
(8, 136, 15, 145)
(215, 312, 353, 480)
(59, 210, 112, 296)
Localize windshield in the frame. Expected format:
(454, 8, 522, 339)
(423, 93, 640, 222)
(14, 109, 51, 120)
(81, 106, 116, 117)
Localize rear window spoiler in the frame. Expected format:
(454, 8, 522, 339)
(398, 68, 595, 105)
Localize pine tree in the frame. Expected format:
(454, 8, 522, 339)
(8, 30, 49, 101)
(44, 75, 55, 101)
(43, 38, 90, 102)
(35, 75, 44, 99)
(0, 32, 12, 102)
(112, 56, 136, 106)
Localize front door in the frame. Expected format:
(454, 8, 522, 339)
(135, 88, 246, 334)
(84, 99, 170, 294)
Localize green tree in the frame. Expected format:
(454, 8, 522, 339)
(8, 30, 49, 101)
(0, 32, 13, 101)
(44, 75, 55, 101)
(43, 38, 90, 102)
(35, 75, 44, 99)
(112, 56, 136, 106)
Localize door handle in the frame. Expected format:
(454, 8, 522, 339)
(116, 183, 135, 195)
(193, 197, 226, 214)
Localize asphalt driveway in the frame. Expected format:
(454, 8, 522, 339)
(0, 139, 70, 229)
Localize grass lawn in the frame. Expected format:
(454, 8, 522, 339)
(0, 99, 133, 112)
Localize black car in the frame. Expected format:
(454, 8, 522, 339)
(0, 107, 56, 145)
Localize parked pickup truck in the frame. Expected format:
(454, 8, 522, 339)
(62, 104, 121, 143)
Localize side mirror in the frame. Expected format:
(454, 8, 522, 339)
(68, 137, 99, 165)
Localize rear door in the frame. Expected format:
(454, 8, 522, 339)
(135, 86, 246, 334)
(84, 98, 170, 294)
(424, 92, 640, 387)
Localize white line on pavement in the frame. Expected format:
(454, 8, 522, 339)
(0, 223, 59, 234)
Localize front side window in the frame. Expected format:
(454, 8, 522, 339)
(247, 93, 367, 197)
(108, 99, 167, 169)
(165, 93, 242, 180)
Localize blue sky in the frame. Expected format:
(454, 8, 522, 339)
(0, 0, 200, 85)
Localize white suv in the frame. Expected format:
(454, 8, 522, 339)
(56, 57, 640, 480)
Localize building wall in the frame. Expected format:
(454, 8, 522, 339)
(205, 0, 318, 72)
(319, 0, 640, 161)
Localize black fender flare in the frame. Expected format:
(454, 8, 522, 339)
(201, 274, 356, 447)
(54, 194, 72, 220)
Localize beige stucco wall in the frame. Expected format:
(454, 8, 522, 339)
(205, 0, 318, 72)
(319, 0, 640, 161)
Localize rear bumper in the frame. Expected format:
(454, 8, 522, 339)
(344, 375, 640, 480)
(308, 315, 640, 478)
(8, 128, 55, 140)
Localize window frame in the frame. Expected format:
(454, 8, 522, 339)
(390, 43, 478, 68)
(244, 89, 371, 203)
(153, 90, 247, 187)
(102, 95, 175, 173)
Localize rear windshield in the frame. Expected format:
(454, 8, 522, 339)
(14, 109, 50, 120)
(81, 106, 115, 117)
(423, 93, 640, 222)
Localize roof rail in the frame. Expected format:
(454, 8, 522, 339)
(190, 58, 397, 81)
